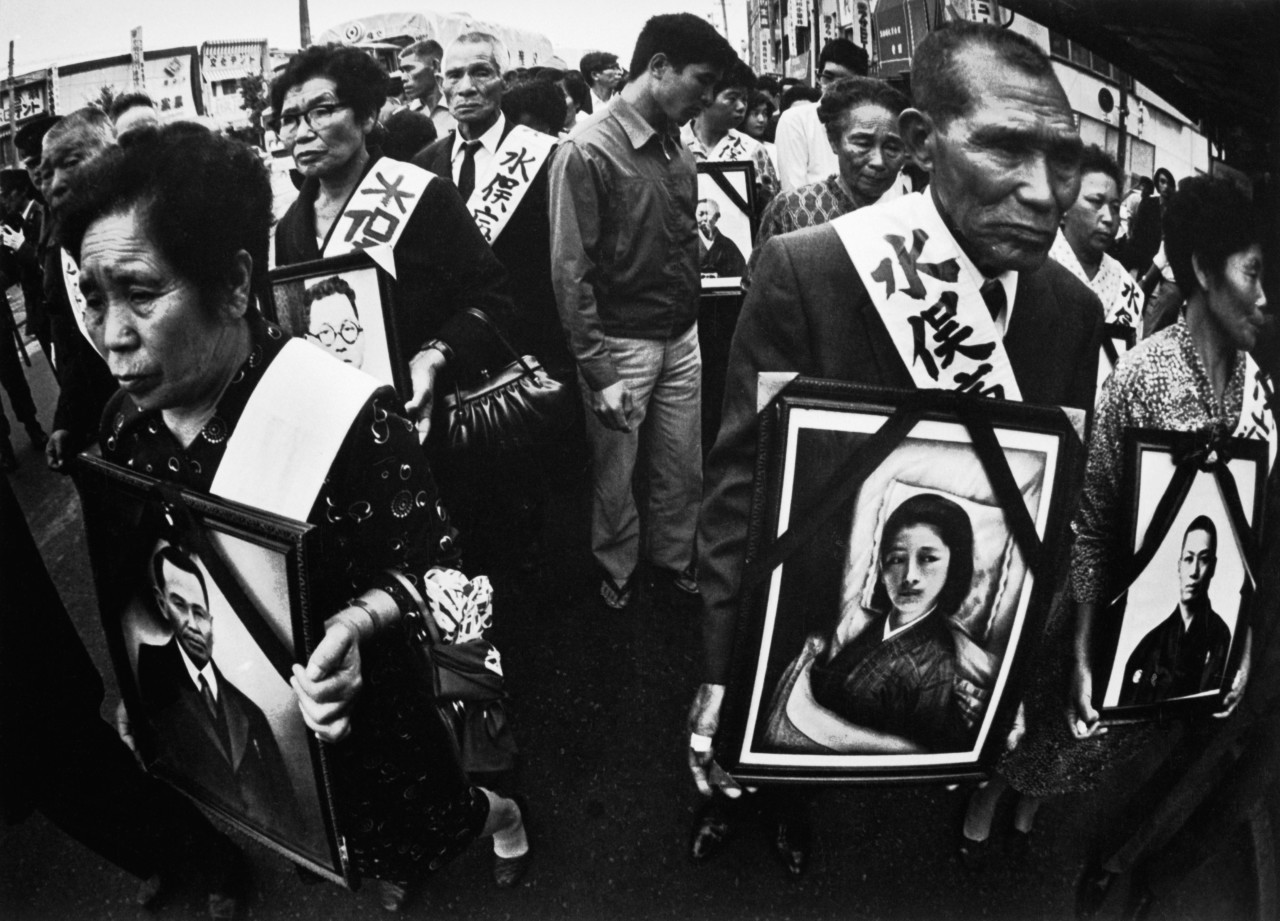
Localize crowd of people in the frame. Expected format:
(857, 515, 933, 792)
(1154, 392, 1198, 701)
(1, 11, 1276, 921)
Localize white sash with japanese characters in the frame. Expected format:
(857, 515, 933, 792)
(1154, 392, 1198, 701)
(322, 158, 435, 279)
(1049, 231, 1143, 329)
(832, 191, 1022, 400)
(1235, 354, 1278, 470)
(210, 338, 380, 521)
(463, 124, 555, 244)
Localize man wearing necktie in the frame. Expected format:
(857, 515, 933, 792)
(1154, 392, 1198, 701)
(137, 545, 302, 839)
(688, 19, 1105, 873)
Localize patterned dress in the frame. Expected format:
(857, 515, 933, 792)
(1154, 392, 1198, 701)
(743, 174, 860, 288)
(100, 314, 489, 882)
(1001, 319, 1251, 795)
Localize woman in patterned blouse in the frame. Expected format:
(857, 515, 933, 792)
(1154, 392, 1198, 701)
(58, 124, 530, 910)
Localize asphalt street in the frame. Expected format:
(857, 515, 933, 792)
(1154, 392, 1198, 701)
(0, 329, 1260, 921)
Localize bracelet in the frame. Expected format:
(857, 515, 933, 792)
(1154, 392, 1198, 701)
(343, 597, 379, 639)
(689, 732, 713, 753)
(422, 338, 454, 365)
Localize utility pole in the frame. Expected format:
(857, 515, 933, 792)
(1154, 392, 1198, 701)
(720, 0, 730, 44)
(299, 0, 312, 48)
(7, 40, 16, 166)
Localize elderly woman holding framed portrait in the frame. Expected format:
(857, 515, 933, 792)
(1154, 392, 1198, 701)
(962, 175, 1270, 873)
(767, 493, 975, 755)
(60, 125, 530, 912)
(270, 43, 515, 437)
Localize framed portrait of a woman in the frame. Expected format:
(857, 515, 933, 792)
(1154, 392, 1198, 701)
(718, 380, 1082, 783)
(265, 251, 406, 397)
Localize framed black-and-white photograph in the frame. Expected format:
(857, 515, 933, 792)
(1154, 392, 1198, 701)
(1096, 430, 1266, 723)
(266, 251, 406, 396)
(696, 161, 757, 292)
(1097, 322, 1137, 395)
(77, 455, 353, 885)
(720, 380, 1081, 784)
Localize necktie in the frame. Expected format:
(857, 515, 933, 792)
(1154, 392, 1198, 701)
(457, 140, 482, 202)
(980, 279, 1007, 324)
(200, 674, 233, 759)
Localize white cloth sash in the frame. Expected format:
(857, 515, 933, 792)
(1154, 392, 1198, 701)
(1049, 231, 1143, 329)
(1235, 353, 1278, 470)
(62, 248, 94, 345)
(323, 158, 435, 279)
(210, 339, 380, 522)
(832, 192, 1022, 400)
(463, 124, 555, 245)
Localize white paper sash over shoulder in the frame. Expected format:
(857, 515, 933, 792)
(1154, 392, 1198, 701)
(1235, 354, 1277, 470)
(322, 158, 435, 278)
(463, 124, 555, 244)
(1049, 232, 1143, 329)
(62, 248, 95, 345)
(832, 192, 1021, 400)
(210, 339, 380, 522)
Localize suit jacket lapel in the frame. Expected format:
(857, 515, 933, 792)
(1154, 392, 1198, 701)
(213, 663, 251, 771)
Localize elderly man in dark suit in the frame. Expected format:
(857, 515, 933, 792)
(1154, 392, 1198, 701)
(139, 545, 301, 838)
(686, 19, 1104, 874)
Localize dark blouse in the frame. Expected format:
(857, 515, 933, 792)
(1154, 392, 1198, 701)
(99, 314, 487, 881)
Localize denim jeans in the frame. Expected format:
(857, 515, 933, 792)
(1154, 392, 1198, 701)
(583, 323, 702, 584)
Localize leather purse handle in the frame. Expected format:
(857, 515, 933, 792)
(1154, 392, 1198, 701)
(460, 306, 535, 376)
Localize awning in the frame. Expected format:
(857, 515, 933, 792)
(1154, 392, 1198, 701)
(997, 0, 1279, 147)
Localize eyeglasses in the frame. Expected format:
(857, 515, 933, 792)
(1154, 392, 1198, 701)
(274, 102, 350, 137)
(307, 319, 363, 346)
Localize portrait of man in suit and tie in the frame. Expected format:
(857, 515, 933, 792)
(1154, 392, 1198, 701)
(696, 198, 747, 280)
(137, 544, 303, 838)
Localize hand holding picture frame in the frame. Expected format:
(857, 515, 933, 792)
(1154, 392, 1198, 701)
(77, 455, 355, 885)
(696, 162, 757, 292)
(1095, 429, 1266, 724)
(718, 380, 1083, 784)
(266, 251, 407, 397)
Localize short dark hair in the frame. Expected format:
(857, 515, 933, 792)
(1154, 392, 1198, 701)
(1135, 175, 1154, 196)
(579, 51, 619, 82)
(304, 274, 359, 319)
(563, 70, 592, 113)
(1183, 515, 1218, 556)
(1163, 175, 1262, 298)
(818, 39, 868, 77)
(0, 167, 36, 199)
(757, 75, 782, 97)
(400, 39, 443, 61)
(627, 13, 737, 80)
(1079, 144, 1122, 192)
(109, 92, 156, 122)
(58, 124, 273, 315)
(870, 493, 975, 619)
(747, 90, 776, 119)
(15, 114, 60, 160)
(380, 107, 437, 161)
(780, 84, 821, 111)
(501, 79, 568, 136)
(817, 77, 909, 143)
(271, 44, 389, 125)
(152, 544, 208, 605)
(713, 59, 757, 97)
(912, 20, 1056, 125)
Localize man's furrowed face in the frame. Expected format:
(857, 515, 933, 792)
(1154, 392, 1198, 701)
(923, 46, 1082, 275)
(696, 201, 719, 236)
(441, 41, 505, 132)
(400, 51, 440, 102)
(156, 557, 213, 669)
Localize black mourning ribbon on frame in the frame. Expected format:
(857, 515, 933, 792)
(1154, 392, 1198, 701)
(741, 389, 1046, 595)
(703, 166, 753, 219)
(153, 482, 296, 682)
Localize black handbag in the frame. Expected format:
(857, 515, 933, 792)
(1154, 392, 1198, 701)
(437, 307, 576, 454)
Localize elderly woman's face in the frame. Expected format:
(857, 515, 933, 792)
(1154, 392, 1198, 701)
(832, 103, 906, 207)
(280, 76, 372, 180)
(1062, 171, 1120, 262)
(1204, 244, 1268, 351)
(881, 522, 951, 624)
(79, 207, 234, 413)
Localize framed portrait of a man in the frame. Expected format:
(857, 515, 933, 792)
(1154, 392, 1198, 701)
(1095, 430, 1267, 723)
(718, 380, 1082, 783)
(696, 162, 757, 292)
(266, 251, 405, 397)
(77, 455, 354, 885)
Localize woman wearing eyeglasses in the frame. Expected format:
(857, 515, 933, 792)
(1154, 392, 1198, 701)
(271, 43, 515, 437)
